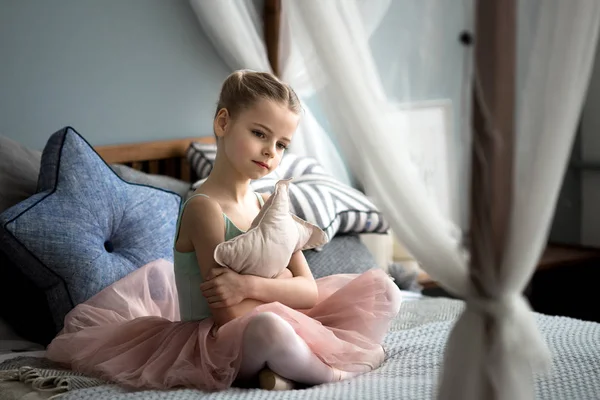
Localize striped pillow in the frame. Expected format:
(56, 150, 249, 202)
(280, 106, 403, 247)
(186, 142, 216, 180)
(187, 142, 389, 240)
(250, 174, 389, 241)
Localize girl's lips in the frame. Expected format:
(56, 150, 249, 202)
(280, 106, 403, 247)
(253, 161, 268, 169)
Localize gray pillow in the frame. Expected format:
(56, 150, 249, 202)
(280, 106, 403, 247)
(0, 136, 42, 213)
(0, 314, 44, 353)
(303, 234, 378, 278)
(110, 164, 192, 199)
(0, 249, 55, 345)
(0, 138, 192, 213)
(0, 137, 50, 344)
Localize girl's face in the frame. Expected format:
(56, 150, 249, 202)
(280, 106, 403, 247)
(215, 99, 299, 180)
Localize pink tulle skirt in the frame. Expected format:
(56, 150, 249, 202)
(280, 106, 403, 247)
(46, 259, 401, 391)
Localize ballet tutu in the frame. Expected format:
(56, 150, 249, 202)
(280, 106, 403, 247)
(46, 259, 401, 391)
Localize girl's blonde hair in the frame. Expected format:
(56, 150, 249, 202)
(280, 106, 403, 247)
(215, 70, 301, 119)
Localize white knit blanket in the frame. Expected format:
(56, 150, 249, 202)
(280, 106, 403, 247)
(3, 298, 599, 400)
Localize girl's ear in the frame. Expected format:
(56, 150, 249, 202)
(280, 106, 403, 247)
(214, 108, 230, 138)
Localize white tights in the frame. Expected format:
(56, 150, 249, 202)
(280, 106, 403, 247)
(236, 275, 402, 386)
(236, 312, 347, 385)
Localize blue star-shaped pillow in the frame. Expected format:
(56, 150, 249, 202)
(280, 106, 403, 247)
(0, 127, 181, 337)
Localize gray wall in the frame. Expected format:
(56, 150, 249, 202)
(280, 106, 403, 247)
(4, 0, 591, 245)
(370, 1, 468, 110)
(548, 131, 583, 245)
(0, 0, 229, 150)
(579, 41, 600, 248)
(549, 39, 600, 248)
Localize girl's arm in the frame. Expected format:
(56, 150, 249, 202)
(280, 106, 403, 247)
(243, 251, 319, 309)
(182, 197, 265, 325)
(247, 192, 318, 308)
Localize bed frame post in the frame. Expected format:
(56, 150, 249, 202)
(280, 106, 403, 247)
(469, 0, 516, 279)
(264, 0, 281, 76)
(468, 0, 516, 396)
(470, 0, 516, 261)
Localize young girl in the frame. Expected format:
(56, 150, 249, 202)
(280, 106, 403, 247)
(46, 70, 402, 391)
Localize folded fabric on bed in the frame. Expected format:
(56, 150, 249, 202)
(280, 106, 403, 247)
(0, 355, 106, 398)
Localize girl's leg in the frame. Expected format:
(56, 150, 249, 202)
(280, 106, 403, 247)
(236, 312, 359, 386)
(309, 271, 402, 342)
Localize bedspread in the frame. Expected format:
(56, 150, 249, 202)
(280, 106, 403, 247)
(1, 298, 598, 400)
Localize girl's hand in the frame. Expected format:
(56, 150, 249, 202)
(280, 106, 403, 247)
(200, 268, 247, 308)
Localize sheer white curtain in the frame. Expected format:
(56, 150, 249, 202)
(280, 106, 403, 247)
(285, 1, 600, 400)
(188, 0, 353, 185)
(285, 0, 470, 291)
(277, 0, 391, 187)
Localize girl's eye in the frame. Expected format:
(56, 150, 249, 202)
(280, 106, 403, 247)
(252, 130, 265, 139)
(277, 143, 287, 150)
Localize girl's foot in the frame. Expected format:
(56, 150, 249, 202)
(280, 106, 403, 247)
(332, 367, 366, 382)
(258, 368, 296, 390)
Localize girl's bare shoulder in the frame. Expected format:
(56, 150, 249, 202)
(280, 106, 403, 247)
(177, 194, 225, 252)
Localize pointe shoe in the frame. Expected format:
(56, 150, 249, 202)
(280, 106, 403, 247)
(258, 368, 296, 391)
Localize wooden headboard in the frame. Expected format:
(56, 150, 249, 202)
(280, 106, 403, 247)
(95, 136, 215, 183)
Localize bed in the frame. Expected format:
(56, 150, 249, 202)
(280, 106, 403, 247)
(0, 131, 599, 400)
(1, 2, 600, 399)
